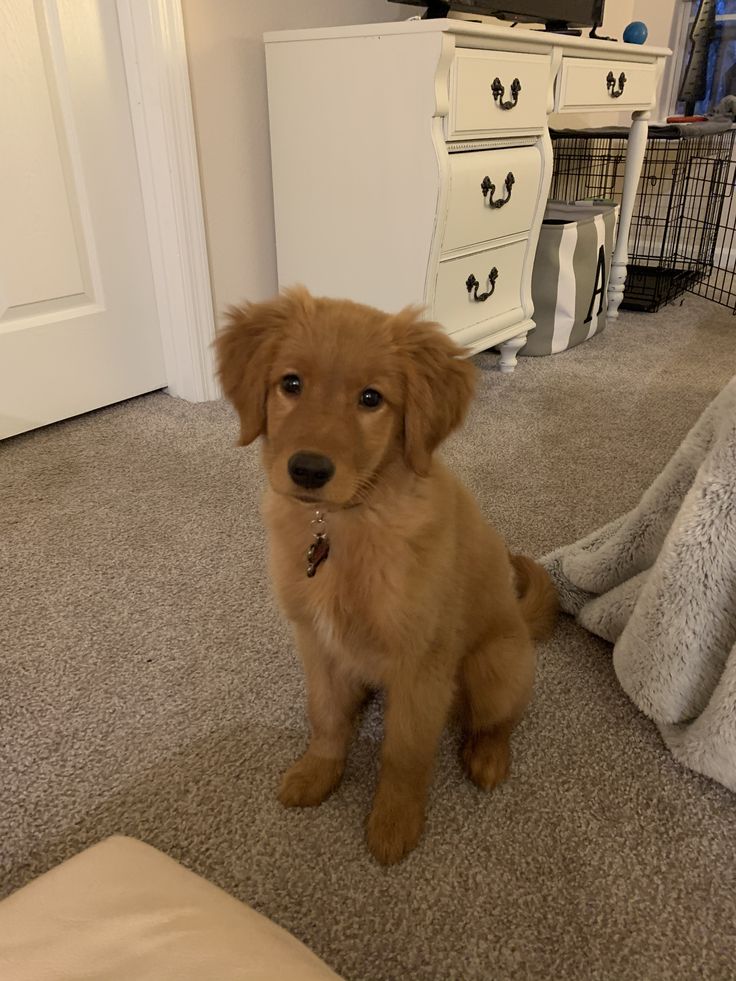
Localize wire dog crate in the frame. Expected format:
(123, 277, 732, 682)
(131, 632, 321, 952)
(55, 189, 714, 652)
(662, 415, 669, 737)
(549, 126, 736, 313)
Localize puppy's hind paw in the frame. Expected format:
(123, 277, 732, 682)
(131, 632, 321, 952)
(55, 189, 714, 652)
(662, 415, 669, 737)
(462, 729, 511, 791)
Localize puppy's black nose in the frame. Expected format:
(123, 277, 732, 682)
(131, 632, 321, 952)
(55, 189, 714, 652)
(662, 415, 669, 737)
(288, 452, 335, 489)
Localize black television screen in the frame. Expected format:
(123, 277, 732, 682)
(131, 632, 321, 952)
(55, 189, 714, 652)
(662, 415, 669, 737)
(388, 0, 605, 29)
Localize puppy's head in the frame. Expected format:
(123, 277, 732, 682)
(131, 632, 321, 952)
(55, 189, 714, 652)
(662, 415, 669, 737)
(216, 287, 476, 507)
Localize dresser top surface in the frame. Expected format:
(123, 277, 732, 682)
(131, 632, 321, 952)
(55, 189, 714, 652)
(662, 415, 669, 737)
(264, 18, 670, 60)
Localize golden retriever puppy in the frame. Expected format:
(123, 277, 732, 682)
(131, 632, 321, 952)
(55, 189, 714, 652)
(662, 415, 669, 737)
(216, 287, 556, 865)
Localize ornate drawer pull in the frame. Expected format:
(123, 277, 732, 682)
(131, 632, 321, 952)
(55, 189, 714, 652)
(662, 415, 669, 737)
(606, 70, 627, 98)
(491, 77, 521, 110)
(481, 172, 515, 209)
(466, 268, 498, 302)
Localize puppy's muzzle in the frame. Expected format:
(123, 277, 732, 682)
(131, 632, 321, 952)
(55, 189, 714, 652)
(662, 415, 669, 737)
(288, 452, 335, 490)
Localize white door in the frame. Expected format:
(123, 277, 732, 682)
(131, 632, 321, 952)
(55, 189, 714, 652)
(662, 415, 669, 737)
(0, 0, 167, 440)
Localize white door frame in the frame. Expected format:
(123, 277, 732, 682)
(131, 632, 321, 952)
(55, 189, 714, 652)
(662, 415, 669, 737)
(657, 0, 691, 119)
(117, 0, 218, 402)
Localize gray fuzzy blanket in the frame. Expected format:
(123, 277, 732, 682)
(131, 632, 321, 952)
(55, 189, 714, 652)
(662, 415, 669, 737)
(542, 377, 736, 792)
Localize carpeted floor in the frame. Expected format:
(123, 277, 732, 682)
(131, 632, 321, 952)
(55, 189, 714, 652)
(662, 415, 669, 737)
(2, 295, 736, 979)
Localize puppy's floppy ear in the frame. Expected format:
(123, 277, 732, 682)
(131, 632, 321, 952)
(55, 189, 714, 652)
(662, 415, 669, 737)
(215, 287, 314, 445)
(393, 307, 477, 476)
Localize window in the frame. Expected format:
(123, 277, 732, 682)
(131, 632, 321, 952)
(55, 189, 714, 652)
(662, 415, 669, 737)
(677, 0, 736, 115)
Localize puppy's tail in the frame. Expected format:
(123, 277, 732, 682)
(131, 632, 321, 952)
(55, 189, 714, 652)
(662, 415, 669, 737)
(511, 554, 558, 643)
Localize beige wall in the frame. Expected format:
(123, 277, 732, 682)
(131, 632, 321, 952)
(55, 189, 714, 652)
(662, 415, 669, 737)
(594, 0, 636, 38)
(633, 0, 679, 49)
(634, 0, 682, 116)
(183, 1, 679, 318)
(182, 0, 415, 317)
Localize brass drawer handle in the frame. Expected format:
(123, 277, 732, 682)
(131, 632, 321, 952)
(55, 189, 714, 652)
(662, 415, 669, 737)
(466, 268, 498, 302)
(481, 172, 515, 209)
(491, 77, 521, 110)
(606, 70, 626, 98)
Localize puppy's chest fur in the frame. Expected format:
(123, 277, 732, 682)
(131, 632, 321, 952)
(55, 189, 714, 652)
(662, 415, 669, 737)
(266, 500, 426, 680)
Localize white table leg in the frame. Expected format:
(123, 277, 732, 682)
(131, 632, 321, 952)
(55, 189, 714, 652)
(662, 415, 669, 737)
(498, 332, 527, 373)
(608, 109, 651, 319)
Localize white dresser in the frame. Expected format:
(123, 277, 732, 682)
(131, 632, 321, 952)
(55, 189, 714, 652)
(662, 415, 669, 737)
(265, 19, 669, 371)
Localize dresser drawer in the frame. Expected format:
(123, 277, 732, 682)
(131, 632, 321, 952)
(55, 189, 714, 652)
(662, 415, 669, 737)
(556, 57, 657, 111)
(443, 146, 542, 253)
(433, 239, 526, 336)
(447, 49, 550, 140)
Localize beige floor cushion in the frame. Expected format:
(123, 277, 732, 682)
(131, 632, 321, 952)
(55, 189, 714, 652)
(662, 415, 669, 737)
(0, 836, 342, 981)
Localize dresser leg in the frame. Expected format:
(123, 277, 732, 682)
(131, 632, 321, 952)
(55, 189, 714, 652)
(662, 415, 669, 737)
(608, 109, 650, 320)
(498, 333, 527, 373)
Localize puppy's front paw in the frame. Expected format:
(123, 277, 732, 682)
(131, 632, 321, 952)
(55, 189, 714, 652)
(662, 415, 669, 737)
(366, 795, 425, 865)
(278, 752, 343, 808)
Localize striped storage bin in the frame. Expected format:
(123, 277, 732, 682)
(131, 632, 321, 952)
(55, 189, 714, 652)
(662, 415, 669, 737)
(520, 202, 619, 356)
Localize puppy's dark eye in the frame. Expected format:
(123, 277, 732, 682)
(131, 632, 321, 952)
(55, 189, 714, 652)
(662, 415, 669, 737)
(281, 374, 302, 396)
(359, 388, 383, 409)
